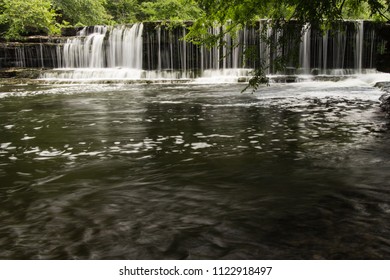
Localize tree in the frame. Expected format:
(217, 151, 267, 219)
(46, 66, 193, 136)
(52, 0, 111, 26)
(0, 0, 59, 39)
(104, 0, 140, 23)
(139, 0, 203, 21)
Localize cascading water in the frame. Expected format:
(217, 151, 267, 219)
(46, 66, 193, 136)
(355, 20, 364, 73)
(39, 20, 381, 82)
(0, 42, 60, 68)
(259, 21, 272, 75)
(300, 24, 311, 74)
(47, 24, 144, 80)
(62, 26, 108, 68)
(15, 47, 26, 68)
(333, 25, 348, 71)
(323, 30, 329, 70)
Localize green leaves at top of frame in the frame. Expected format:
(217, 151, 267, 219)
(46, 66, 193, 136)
(0, 0, 60, 39)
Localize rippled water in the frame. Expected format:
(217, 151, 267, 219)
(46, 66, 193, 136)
(1, 79, 390, 259)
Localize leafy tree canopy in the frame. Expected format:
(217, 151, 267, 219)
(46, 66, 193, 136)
(0, 0, 389, 40)
(104, 0, 140, 23)
(188, 0, 390, 35)
(0, 0, 59, 39)
(139, 0, 203, 21)
(52, 0, 111, 26)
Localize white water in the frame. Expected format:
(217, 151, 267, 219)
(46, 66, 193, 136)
(61, 24, 143, 69)
(300, 24, 311, 74)
(355, 20, 364, 73)
(42, 68, 143, 81)
(107, 24, 143, 68)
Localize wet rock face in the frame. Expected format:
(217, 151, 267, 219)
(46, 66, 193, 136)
(380, 93, 390, 116)
(376, 82, 390, 117)
(0, 68, 42, 79)
(60, 27, 84, 37)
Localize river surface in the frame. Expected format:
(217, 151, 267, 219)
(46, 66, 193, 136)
(1, 78, 390, 259)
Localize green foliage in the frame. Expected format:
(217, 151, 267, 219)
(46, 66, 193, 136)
(187, 0, 390, 90)
(52, 0, 112, 26)
(340, 0, 390, 20)
(0, 0, 204, 39)
(189, 0, 390, 37)
(139, 0, 203, 21)
(104, 0, 203, 23)
(0, 0, 59, 39)
(104, 0, 140, 23)
(242, 66, 270, 94)
(1, 0, 385, 40)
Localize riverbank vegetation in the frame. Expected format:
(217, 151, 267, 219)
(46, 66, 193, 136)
(0, 0, 389, 40)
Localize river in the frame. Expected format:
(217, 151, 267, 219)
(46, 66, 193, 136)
(1, 77, 390, 259)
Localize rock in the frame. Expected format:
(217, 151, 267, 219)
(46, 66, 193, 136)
(379, 93, 390, 117)
(374, 81, 390, 117)
(311, 68, 320, 75)
(271, 75, 297, 83)
(0, 68, 42, 79)
(375, 81, 390, 90)
(61, 27, 84, 37)
(285, 67, 296, 75)
(379, 93, 390, 102)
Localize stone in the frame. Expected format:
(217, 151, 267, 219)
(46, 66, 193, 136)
(379, 93, 390, 117)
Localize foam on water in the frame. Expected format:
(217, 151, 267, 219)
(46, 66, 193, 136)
(42, 68, 144, 81)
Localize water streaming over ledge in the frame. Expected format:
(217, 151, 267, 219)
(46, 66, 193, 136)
(33, 20, 382, 82)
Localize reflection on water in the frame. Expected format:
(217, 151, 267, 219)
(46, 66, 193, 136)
(0, 81, 390, 259)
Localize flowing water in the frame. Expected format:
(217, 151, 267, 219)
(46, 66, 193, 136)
(17, 20, 376, 78)
(1, 78, 390, 259)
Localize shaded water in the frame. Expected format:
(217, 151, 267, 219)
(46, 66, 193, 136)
(1, 80, 390, 259)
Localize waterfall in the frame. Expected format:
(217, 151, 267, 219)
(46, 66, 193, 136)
(15, 47, 26, 68)
(367, 27, 376, 68)
(6, 43, 60, 68)
(182, 28, 187, 73)
(322, 30, 328, 70)
(355, 20, 364, 73)
(39, 44, 44, 68)
(300, 24, 311, 74)
(110, 24, 143, 68)
(36, 20, 382, 81)
(61, 24, 143, 69)
(157, 26, 162, 71)
(62, 26, 108, 68)
(210, 27, 220, 70)
(333, 26, 347, 70)
(296, 22, 370, 75)
(259, 21, 271, 75)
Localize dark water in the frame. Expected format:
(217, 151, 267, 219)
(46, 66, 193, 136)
(1, 80, 390, 259)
